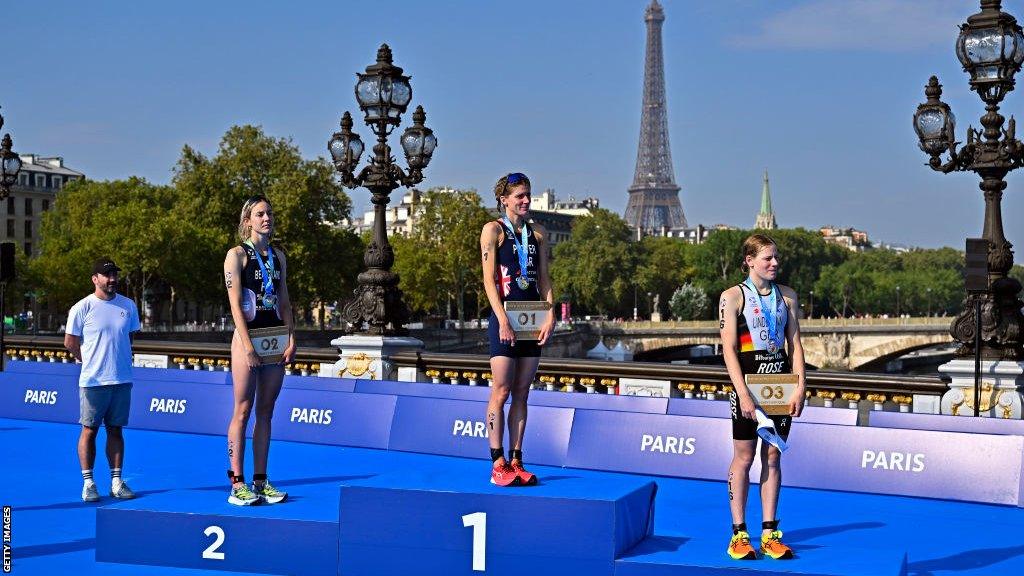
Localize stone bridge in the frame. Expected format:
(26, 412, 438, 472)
(592, 318, 953, 370)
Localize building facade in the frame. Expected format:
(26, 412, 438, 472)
(8, 155, 84, 255)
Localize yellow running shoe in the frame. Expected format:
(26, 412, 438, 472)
(727, 531, 758, 560)
(760, 530, 794, 559)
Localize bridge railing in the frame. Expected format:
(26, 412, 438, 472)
(4, 335, 946, 412)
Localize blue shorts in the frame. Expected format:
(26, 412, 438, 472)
(488, 313, 541, 358)
(80, 383, 132, 428)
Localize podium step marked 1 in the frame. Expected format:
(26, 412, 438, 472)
(338, 471, 657, 576)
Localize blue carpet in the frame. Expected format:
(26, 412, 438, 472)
(1, 418, 1022, 575)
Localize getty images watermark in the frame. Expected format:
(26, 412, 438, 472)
(3, 505, 10, 573)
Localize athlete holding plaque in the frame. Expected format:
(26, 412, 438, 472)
(480, 172, 554, 487)
(719, 233, 805, 560)
(223, 195, 295, 506)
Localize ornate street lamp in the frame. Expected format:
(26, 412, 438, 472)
(0, 108, 22, 199)
(914, 0, 1024, 360)
(329, 44, 437, 335)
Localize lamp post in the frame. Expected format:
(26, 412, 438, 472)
(896, 285, 901, 319)
(0, 108, 23, 200)
(927, 287, 933, 317)
(913, 0, 1024, 360)
(809, 290, 814, 320)
(329, 45, 437, 335)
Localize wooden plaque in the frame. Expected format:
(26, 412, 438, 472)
(744, 373, 800, 416)
(503, 301, 551, 340)
(248, 326, 289, 364)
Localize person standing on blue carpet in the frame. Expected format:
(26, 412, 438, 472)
(719, 233, 805, 560)
(480, 172, 555, 487)
(65, 258, 141, 502)
(223, 195, 295, 505)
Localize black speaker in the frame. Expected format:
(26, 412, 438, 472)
(0, 242, 14, 283)
(965, 238, 988, 293)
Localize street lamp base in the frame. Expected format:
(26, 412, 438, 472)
(343, 280, 411, 336)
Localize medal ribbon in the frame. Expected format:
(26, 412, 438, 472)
(746, 278, 779, 349)
(246, 241, 276, 300)
(502, 216, 530, 286)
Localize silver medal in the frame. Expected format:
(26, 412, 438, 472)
(767, 340, 778, 354)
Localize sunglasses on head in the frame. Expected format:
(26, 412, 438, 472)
(506, 172, 526, 185)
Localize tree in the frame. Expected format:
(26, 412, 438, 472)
(635, 236, 693, 317)
(172, 125, 360, 326)
(392, 188, 493, 324)
(551, 209, 637, 317)
(670, 283, 709, 320)
(33, 177, 182, 319)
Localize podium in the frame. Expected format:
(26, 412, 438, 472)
(338, 472, 656, 575)
(96, 487, 339, 575)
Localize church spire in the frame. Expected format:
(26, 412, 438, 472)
(755, 169, 777, 230)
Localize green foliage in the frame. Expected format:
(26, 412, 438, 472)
(812, 248, 964, 317)
(392, 188, 493, 320)
(635, 236, 692, 316)
(34, 177, 184, 313)
(669, 283, 708, 320)
(35, 125, 359, 327)
(172, 125, 360, 324)
(551, 208, 637, 316)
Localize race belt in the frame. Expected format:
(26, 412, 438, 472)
(744, 373, 800, 416)
(248, 326, 289, 364)
(503, 300, 551, 340)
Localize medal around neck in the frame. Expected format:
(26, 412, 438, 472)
(746, 278, 781, 353)
(247, 241, 277, 308)
(502, 216, 532, 291)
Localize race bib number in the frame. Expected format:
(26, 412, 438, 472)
(248, 326, 289, 364)
(503, 301, 551, 341)
(744, 373, 799, 416)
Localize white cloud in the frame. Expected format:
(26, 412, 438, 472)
(732, 0, 968, 51)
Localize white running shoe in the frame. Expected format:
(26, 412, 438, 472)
(82, 482, 100, 502)
(110, 479, 135, 499)
(228, 484, 260, 506)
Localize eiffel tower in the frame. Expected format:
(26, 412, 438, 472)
(624, 0, 687, 233)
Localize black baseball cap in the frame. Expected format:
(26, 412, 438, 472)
(92, 258, 122, 275)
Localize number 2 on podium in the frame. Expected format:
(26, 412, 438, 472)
(462, 512, 486, 571)
(203, 525, 225, 560)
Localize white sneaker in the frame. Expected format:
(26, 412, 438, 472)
(82, 482, 100, 502)
(110, 479, 135, 499)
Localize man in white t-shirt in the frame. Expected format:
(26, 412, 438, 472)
(64, 258, 141, 502)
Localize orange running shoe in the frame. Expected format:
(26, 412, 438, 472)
(490, 462, 521, 487)
(726, 531, 758, 560)
(760, 530, 794, 559)
(510, 460, 538, 486)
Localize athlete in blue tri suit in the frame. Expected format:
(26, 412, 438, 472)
(480, 172, 555, 486)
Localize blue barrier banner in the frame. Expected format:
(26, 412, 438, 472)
(97, 488, 338, 575)
(566, 411, 735, 480)
(130, 380, 233, 435)
(869, 411, 1024, 435)
(530, 390, 668, 414)
(388, 396, 574, 466)
(272, 389, 395, 449)
(355, 379, 491, 401)
(3, 359, 80, 376)
(0, 370, 80, 424)
(667, 398, 856, 426)
(783, 423, 1024, 506)
(134, 366, 232, 385)
(338, 475, 656, 575)
(282, 374, 357, 393)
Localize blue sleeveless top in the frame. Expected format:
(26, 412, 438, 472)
(493, 219, 541, 303)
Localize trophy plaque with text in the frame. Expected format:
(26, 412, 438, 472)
(248, 326, 290, 364)
(744, 373, 800, 416)
(503, 301, 551, 340)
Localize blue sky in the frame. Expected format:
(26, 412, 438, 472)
(5, 0, 1024, 248)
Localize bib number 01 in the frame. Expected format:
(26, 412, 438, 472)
(462, 512, 486, 571)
